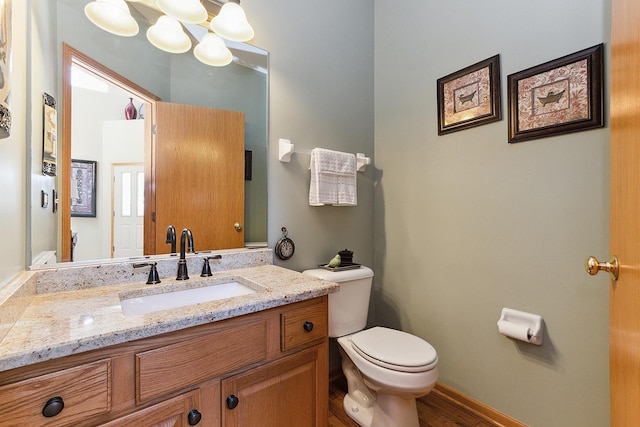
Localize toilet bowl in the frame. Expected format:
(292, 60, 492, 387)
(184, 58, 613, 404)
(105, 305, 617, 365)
(303, 266, 439, 427)
(338, 327, 438, 427)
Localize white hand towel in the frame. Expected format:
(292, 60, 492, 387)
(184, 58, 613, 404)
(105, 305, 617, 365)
(309, 148, 357, 206)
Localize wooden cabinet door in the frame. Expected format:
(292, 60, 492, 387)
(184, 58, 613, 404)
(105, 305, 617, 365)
(146, 102, 245, 254)
(102, 389, 201, 427)
(221, 347, 328, 427)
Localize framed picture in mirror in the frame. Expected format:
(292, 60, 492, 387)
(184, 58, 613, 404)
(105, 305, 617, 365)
(70, 159, 97, 217)
(0, 0, 11, 139)
(245, 150, 252, 180)
(43, 93, 57, 176)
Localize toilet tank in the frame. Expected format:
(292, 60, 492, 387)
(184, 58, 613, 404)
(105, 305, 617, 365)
(303, 266, 374, 338)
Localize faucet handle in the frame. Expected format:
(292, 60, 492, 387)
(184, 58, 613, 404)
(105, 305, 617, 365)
(201, 255, 222, 277)
(165, 225, 177, 254)
(133, 262, 161, 285)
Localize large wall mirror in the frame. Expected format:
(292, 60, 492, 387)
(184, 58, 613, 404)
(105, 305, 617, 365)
(28, 0, 268, 267)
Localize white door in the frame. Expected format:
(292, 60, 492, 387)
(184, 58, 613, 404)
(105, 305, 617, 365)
(113, 163, 144, 258)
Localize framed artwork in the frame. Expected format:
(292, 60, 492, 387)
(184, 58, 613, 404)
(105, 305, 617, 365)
(70, 159, 97, 217)
(43, 93, 57, 176)
(507, 44, 604, 143)
(245, 149, 252, 180)
(437, 54, 502, 135)
(0, 0, 12, 139)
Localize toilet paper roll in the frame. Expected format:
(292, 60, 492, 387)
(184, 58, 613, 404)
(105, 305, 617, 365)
(497, 320, 531, 342)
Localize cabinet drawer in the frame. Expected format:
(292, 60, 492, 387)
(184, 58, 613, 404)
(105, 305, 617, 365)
(281, 299, 328, 352)
(0, 359, 111, 427)
(136, 319, 267, 403)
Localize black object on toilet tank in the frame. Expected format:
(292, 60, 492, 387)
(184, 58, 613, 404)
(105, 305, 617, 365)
(338, 249, 353, 265)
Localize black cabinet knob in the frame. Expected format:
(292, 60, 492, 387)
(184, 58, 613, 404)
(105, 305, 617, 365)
(303, 321, 314, 332)
(42, 396, 64, 417)
(226, 394, 239, 409)
(187, 409, 202, 425)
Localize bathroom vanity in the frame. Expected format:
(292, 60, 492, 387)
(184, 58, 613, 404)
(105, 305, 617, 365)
(0, 250, 338, 426)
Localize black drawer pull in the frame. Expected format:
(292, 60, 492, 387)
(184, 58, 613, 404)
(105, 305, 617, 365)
(187, 409, 202, 425)
(42, 396, 64, 417)
(227, 394, 239, 409)
(303, 321, 314, 332)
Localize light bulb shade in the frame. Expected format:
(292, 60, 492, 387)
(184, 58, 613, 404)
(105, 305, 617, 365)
(146, 15, 192, 54)
(210, 2, 254, 42)
(84, 0, 139, 37)
(156, 0, 208, 24)
(194, 33, 233, 67)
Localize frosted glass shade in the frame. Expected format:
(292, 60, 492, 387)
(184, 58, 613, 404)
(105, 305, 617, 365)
(146, 16, 192, 54)
(84, 0, 139, 37)
(194, 33, 233, 67)
(157, 0, 208, 24)
(210, 2, 254, 42)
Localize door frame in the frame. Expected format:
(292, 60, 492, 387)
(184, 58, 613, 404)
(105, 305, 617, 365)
(61, 44, 160, 262)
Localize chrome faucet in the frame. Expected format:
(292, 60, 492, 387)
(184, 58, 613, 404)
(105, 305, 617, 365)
(166, 225, 176, 254)
(176, 228, 194, 280)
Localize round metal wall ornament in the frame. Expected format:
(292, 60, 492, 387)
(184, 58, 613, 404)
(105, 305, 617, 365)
(275, 227, 295, 260)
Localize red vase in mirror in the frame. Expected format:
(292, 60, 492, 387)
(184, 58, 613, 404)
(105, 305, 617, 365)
(125, 98, 137, 120)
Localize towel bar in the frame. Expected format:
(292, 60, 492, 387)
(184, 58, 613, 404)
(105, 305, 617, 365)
(278, 138, 370, 172)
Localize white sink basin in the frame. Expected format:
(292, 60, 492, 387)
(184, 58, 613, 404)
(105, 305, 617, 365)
(119, 277, 266, 316)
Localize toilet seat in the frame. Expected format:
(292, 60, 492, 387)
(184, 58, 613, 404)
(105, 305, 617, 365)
(350, 327, 438, 373)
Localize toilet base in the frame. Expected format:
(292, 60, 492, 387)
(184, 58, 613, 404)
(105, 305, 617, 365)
(343, 392, 420, 427)
(343, 393, 373, 427)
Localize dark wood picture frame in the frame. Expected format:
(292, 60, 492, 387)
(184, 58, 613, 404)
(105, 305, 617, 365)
(70, 159, 97, 217)
(437, 55, 502, 135)
(42, 93, 57, 176)
(507, 44, 604, 143)
(0, 0, 12, 139)
(245, 150, 252, 180)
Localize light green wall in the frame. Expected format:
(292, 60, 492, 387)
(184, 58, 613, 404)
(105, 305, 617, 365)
(374, 1, 610, 426)
(248, 0, 376, 272)
(29, 0, 57, 263)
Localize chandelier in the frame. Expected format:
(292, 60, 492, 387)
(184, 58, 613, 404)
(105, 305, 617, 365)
(84, 0, 254, 67)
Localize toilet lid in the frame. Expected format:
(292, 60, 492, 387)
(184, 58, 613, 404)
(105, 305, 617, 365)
(350, 327, 438, 373)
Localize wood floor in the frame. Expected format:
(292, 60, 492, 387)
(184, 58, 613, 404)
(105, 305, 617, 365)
(329, 377, 496, 427)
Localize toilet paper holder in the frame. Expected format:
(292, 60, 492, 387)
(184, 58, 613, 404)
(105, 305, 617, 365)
(497, 308, 544, 346)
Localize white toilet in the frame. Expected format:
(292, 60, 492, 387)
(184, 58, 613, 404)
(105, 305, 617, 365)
(303, 266, 438, 427)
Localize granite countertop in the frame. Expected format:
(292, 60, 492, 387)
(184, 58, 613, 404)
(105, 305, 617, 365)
(0, 263, 339, 372)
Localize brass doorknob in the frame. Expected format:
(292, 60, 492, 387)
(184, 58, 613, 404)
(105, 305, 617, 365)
(234, 222, 242, 231)
(585, 255, 619, 281)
